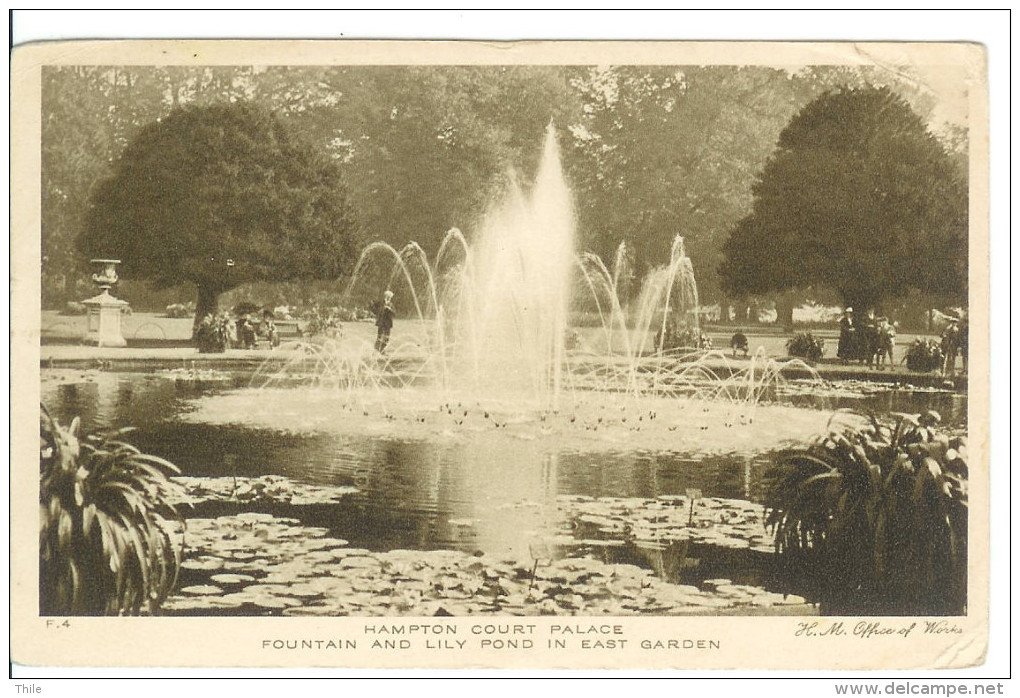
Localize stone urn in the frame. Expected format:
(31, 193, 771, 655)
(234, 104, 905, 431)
(82, 259, 128, 347)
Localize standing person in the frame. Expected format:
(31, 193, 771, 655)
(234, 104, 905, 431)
(875, 316, 897, 369)
(260, 309, 279, 347)
(861, 308, 878, 367)
(239, 313, 256, 349)
(837, 307, 855, 363)
(225, 314, 238, 349)
(375, 290, 395, 353)
(941, 316, 960, 376)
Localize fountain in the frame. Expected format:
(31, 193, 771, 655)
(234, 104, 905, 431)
(266, 125, 781, 415)
(41, 128, 968, 620)
(453, 125, 574, 406)
(323, 124, 576, 408)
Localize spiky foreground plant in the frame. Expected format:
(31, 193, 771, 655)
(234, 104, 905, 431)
(40, 405, 184, 615)
(765, 411, 967, 615)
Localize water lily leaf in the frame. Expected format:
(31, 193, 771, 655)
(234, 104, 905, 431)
(180, 584, 223, 596)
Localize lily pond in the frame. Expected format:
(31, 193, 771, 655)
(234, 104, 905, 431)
(42, 368, 966, 617)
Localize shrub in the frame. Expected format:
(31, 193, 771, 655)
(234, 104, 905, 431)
(194, 312, 232, 353)
(656, 324, 711, 352)
(303, 306, 343, 337)
(786, 332, 825, 361)
(61, 301, 87, 316)
(232, 301, 261, 318)
(40, 406, 184, 615)
(165, 302, 195, 319)
(765, 411, 967, 615)
(905, 338, 944, 372)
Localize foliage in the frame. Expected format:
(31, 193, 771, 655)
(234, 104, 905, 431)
(231, 301, 262, 319)
(78, 101, 362, 329)
(905, 338, 944, 373)
(786, 332, 825, 361)
(194, 312, 233, 353)
(272, 305, 294, 320)
(655, 322, 711, 353)
(61, 301, 87, 316)
(40, 406, 184, 615)
(568, 66, 808, 303)
(765, 411, 967, 615)
(302, 306, 344, 337)
(720, 86, 968, 311)
(43, 66, 965, 311)
(165, 302, 195, 319)
(324, 66, 582, 258)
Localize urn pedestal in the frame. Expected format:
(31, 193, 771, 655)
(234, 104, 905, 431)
(82, 259, 128, 347)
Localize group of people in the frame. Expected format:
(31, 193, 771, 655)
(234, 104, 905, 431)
(197, 309, 279, 350)
(236, 310, 279, 349)
(837, 307, 898, 369)
(837, 306, 969, 375)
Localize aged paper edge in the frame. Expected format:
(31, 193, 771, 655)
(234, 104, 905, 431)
(10, 39, 991, 671)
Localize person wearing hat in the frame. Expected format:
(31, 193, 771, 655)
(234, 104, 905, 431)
(375, 290, 395, 353)
(837, 307, 856, 363)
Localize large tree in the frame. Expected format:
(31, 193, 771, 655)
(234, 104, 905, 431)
(78, 101, 361, 331)
(719, 86, 967, 312)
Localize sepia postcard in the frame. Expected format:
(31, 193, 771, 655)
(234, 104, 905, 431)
(11, 39, 989, 671)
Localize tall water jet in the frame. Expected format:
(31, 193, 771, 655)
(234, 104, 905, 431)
(335, 129, 794, 412)
(456, 124, 575, 406)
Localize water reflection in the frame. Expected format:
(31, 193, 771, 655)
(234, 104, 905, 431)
(41, 372, 967, 562)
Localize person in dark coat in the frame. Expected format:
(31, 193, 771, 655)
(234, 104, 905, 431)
(837, 307, 855, 363)
(239, 313, 256, 349)
(730, 332, 749, 357)
(860, 308, 879, 367)
(374, 290, 395, 353)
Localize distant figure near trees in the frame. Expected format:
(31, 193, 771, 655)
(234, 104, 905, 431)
(941, 316, 961, 376)
(239, 313, 256, 349)
(837, 307, 892, 368)
(860, 309, 880, 369)
(375, 290, 395, 353)
(837, 308, 856, 363)
(874, 317, 897, 370)
(730, 332, 749, 357)
(259, 309, 280, 348)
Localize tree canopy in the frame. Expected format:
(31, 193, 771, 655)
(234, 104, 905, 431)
(719, 86, 967, 312)
(78, 101, 361, 324)
(45, 66, 967, 315)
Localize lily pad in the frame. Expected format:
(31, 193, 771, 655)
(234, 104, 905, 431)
(210, 573, 256, 585)
(180, 557, 225, 571)
(179, 585, 222, 596)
